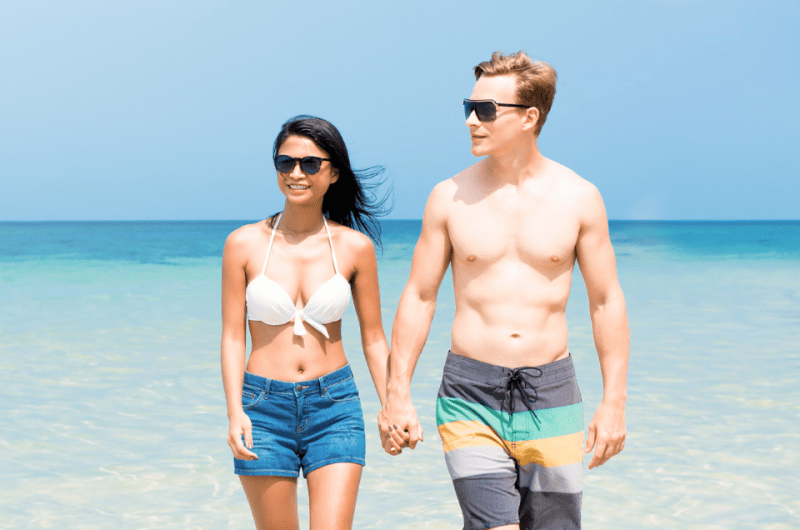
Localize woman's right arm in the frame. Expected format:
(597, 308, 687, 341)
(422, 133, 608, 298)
(221, 228, 258, 460)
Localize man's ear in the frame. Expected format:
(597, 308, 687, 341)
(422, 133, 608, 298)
(522, 107, 540, 132)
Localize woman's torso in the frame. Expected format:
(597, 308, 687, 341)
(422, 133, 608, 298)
(244, 215, 353, 382)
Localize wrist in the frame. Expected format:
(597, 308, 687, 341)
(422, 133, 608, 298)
(601, 392, 627, 408)
(386, 382, 411, 401)
(227, 406, 245, 419)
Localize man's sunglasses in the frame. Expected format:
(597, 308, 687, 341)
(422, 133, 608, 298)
(463, 99, 530, 122)
(273, 155, 331, 175)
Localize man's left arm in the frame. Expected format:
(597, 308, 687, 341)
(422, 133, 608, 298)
(574, 184, 630, 470)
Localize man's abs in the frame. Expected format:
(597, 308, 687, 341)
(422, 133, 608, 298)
(448, 262, 573, 368)
(450, 301, 571, 368)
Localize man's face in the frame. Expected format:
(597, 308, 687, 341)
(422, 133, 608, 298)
(466, 74, 527, 157)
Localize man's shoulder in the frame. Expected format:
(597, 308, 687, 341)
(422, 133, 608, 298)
(547, 159, 602, 202)
(544, 160, 607, 228)
(432, 162, 481, 195)
(421, 162, 484, 226)
(429, 160, 488, 203)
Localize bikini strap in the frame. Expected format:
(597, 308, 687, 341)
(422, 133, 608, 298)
(322, 217, 340, 275)
(261, 213, 281, 275)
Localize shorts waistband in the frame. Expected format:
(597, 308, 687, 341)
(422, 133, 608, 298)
(443, 351, 576, 386)
(243, 364, 354, 395)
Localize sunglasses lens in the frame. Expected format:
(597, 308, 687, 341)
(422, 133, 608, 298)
(300, 157, 322, 174)
(464, 102, 474, 120)
(274, 155, 295, 173)
(464, 101, 496, 122)
(274, 155, 327, 174)
(476, 102, 495, 121)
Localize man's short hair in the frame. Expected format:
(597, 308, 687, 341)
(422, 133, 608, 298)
(474, 51, 557, 136)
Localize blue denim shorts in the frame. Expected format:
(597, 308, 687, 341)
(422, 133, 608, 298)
(234, 364, 366, 477)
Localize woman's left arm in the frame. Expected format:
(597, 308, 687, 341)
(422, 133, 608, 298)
(349, 234, 390, 406)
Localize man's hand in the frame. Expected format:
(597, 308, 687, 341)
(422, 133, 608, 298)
(585, 401, 626, 469)
(378, 396, 423, 455)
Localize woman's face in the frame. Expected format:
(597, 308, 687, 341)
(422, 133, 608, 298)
(275, 135, 338, 207)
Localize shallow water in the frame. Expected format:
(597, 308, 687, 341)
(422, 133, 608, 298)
(1, 221, 798, 529)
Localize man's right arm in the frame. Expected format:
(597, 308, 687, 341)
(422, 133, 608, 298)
(379, 182, 453, 454)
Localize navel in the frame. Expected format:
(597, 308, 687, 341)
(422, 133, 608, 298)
(511, 333, 521, 339)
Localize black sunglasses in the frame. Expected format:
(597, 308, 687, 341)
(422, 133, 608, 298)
(274, 155, 331, 175)
(463, 99, 530, 122)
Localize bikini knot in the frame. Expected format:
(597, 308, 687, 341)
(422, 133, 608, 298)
(293, 311, 307, 336)
(292, 310, 330, 339)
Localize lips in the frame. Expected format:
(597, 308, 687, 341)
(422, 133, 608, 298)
(287, 184, 310, 190)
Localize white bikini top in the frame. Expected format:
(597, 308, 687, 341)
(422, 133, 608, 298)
(246, 214, 351, 338)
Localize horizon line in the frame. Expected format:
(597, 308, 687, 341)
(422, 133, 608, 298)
(1, 219, 800, 223)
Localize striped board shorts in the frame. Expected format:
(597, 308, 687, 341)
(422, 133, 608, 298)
(436, 351, 584, 530)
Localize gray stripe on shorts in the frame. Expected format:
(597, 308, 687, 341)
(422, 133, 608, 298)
(519, 461, 583, 494)
(444, 445, 516, 480)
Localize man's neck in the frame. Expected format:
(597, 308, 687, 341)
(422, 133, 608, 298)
(486, 139, 547, 185)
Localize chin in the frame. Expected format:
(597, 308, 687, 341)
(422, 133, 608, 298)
(470, 145, 490, 157)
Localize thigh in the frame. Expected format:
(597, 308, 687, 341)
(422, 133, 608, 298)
(306, 462, 362, 530)
(301, 375, 366, 475)
(240, 475, 299, 530)
(235, 379, 301, 477)
(514, 361, 584, 530)
(443, 444, 521, 530)
(436, 360, 523, 530)
(515, 418, 583, 530)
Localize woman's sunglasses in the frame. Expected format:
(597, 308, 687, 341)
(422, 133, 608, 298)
(463, 99, 530, 122)
(274, 155, 331, 175)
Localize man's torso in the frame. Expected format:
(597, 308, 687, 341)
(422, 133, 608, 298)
(443, 158, 592, 368)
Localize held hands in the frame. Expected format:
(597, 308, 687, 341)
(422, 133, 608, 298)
(377, 397, 422, 455)
(585, 401, 626, 469)
(228, 410, 258, 461)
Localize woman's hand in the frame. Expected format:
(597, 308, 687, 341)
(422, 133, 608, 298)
(227, 410, 258, 460)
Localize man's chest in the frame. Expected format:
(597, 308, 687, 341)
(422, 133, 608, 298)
(447, 199, 580, 268)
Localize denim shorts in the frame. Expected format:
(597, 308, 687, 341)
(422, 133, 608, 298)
(234, 364, 366, 478)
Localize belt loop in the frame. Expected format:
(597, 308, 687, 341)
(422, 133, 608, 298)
(318, 373, 327, 396)
(263, 378, 271, 400)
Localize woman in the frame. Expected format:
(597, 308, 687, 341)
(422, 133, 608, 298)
(221, 115, 391, 529)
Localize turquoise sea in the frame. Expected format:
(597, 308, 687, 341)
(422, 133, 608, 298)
(1, 220, 799, 529)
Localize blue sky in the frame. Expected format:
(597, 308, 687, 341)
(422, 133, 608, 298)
(1, 0, 797, 221)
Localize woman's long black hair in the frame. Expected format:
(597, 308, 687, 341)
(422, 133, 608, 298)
(271, 115, 392, 249)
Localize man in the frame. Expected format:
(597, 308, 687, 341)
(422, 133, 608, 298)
(379, 51, 629, 530)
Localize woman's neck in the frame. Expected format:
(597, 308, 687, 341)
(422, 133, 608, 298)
(278, 203, 325, 235)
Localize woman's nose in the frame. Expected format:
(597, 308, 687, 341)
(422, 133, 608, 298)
(288, 161, 305, 178)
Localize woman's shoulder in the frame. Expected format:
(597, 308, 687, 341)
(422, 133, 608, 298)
(328, 222, 375, 255)
(225, 220, 271, 250)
